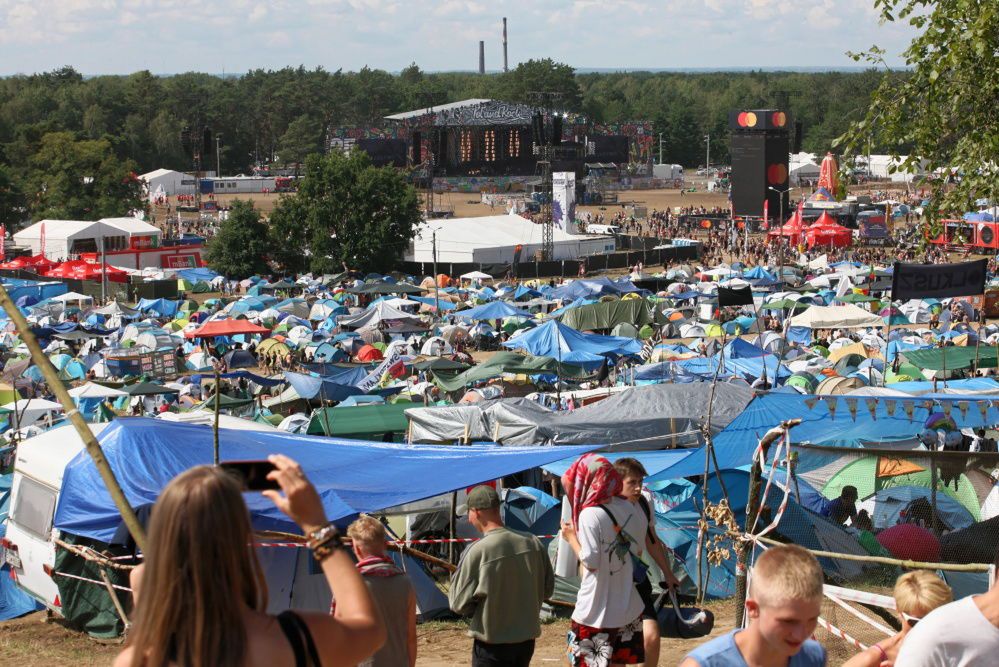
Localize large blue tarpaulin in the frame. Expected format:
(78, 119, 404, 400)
(647, 392, 999, 482)
(53, 418, 596, 542)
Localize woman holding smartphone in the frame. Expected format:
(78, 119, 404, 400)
(115, 454, 385, 667)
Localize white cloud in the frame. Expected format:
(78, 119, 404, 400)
(0, 0, 916, 73)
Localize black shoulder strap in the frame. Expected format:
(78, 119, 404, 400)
(638, 495, 657, 544)
(598, 503, 619, 527)
(277, 611, 323, 667)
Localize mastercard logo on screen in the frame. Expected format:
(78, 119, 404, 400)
(736, 112, 758, 128)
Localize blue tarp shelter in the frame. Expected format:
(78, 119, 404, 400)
(454, 301, 533, 321)
(502, 319, 642, 365)
(549, 277, 644, 300)
(283, 368, 371, 401)
(53, 418, 597, 542)
(647, 393, 999, 481)
(177, 268, 221, 283)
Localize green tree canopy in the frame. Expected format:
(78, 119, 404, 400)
(498, 59, 582, 109)
(204, 200, 271, 279)
(269, 150, 421, 274)
(24, 131, 144, 221)
(839, 0, 998, 231)
(276, 114, 323, 166)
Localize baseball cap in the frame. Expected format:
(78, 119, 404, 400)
(458, 485, 500, 514)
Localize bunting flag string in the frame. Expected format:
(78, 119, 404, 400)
(844, 397, 858, 421)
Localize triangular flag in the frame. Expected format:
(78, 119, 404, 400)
(958, 401, 969, 421)
(903, 400, 915, 421)
(941, 401, 952, 416)
(885, 399, 897, 417)
(864, 398, 879, 420)
(804, 397, 819, 410)
(844, 397, 858, 421)
(979, 401, 990, 421)
(825, 397, 838, 420)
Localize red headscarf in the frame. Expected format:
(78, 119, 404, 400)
(561, 453, 623, 528)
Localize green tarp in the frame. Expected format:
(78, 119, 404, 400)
(431, 351, 587, 393)
(557, 298, 655, 332)
(307, 402, 413, 437)
(53, 533, 131, 639)
(903, 346, 999, 371)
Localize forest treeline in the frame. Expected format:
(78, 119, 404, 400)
(0, 60, 894, 225)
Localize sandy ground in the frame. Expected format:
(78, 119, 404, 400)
(1, 601, 739, 666)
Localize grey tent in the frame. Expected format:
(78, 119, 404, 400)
(407, 384, 754, 450)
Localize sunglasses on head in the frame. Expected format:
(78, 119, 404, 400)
(901, 612, 922, 627)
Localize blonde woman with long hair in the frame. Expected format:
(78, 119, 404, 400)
(114, 454, 385, 667)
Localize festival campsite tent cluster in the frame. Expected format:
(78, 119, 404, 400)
(1, 235, 999, 654)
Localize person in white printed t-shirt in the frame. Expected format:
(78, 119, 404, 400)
(895, 547, 999, 667)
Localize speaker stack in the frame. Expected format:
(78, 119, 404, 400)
(728, 109, 790, 220)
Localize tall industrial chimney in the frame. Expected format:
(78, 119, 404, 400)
(503, 18, 508, 72)
(479, 41, 485, 74)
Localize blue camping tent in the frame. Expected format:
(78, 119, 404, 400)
(53, 418, 596, 542)
(656, 469, 868, 598)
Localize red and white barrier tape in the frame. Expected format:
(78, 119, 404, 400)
(824, 583, 896, 610)
(816, 615, 868, 651)
(253, 535, 560, 549)
(825, 590, 895, 637)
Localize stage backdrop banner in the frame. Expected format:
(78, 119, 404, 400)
(553, 171, 577, 234)
(891, 260, 987, 301)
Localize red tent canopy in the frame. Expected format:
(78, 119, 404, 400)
(186, 319, 272, 338)
(767, 210, 806, 244)
(806, 211, 852, 249)
(0, 254, 58, 271)
(42, 260, 129, 283)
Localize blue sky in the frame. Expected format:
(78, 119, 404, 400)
(0, 0, 917, 75)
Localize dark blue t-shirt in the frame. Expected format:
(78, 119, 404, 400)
(686, 629, 826, 667)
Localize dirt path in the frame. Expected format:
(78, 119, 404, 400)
(3, 601, 737, 666)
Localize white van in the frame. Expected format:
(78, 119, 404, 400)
(2, 423, 106, 610)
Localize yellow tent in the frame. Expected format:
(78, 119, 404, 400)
(827, 342, 880, 364)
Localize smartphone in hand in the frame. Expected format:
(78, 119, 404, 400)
(220, 460, 280, 491)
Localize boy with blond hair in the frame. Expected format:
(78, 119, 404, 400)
(681, 544, 826, 667)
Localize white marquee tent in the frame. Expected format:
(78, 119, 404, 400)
(407, 213, 614, 264)
(13, 218, 162, 261)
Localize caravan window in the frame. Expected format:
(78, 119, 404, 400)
(10, 476, 57, 539)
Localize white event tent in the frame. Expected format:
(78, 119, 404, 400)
(407, 213, 614, 264)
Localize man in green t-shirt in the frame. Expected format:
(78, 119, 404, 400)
(449, 485, 555, 667)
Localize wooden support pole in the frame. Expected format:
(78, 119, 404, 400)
(735, 418, 801, 627)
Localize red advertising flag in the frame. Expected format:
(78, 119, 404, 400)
(39, 222, 46, 256)
(763, 199, 769, 230)
(0, 224, 6, 258)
